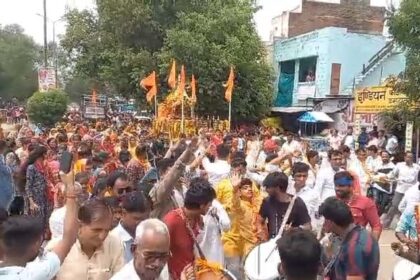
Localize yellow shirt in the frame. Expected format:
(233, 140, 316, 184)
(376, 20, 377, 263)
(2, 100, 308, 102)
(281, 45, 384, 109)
(216, 178, 264, 257)
(47, 235, 125, 280)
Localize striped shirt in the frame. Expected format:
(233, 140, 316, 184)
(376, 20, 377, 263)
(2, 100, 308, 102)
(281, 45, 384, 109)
(334, 226, 380, 280)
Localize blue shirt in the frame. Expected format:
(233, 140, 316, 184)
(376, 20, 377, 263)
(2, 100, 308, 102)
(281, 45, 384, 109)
(396, 211, 418, 240)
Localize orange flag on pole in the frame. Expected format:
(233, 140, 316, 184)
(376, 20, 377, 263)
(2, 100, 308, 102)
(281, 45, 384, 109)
(177, 65, 186, 98)
(168, 60, 177, 90)
(191, 74, 197, 104)
(140, 71, 157, 103)
(224, 66, 234, 102)
(91, 89, 97, 104)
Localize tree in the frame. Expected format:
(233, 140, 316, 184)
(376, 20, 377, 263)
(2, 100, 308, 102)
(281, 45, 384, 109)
(382, 0, 420, 130)
(0, 24, 39, 100)
(61, 0, 273, 120)
(158, 1, 273, 120)
(27, 90, 69, 127)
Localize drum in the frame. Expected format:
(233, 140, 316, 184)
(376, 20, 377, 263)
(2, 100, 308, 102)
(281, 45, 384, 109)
(244, 240, 281, 280)
(195, 259, 237, 280)
(393, 258, 420, 280)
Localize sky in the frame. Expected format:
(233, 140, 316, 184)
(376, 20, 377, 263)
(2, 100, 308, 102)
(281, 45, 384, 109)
(0, 0, 397, 44)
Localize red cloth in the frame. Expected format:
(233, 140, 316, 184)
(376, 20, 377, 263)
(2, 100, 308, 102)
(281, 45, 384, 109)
(347, 195, 382, 234)
(163, 209, 199, 280)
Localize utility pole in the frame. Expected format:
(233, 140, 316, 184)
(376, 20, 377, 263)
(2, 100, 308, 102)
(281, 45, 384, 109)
(43, 0, 48, 67)
(53, 22, 58, 88)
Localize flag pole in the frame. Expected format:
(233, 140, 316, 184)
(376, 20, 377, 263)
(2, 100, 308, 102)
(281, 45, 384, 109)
(181, 90, 185, 134)
(154, 94, 158, 119)
(228, 100, 232, 132)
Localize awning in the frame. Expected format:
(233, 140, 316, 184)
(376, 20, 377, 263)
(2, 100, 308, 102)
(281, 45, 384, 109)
(271, 106, 312, 113)
(298, 111, 334, 123)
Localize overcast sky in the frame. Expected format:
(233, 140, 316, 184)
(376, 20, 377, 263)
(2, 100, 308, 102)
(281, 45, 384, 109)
(0, 0, 396, 44)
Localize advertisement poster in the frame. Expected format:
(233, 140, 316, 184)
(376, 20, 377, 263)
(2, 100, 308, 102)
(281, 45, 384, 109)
(38, 67, 56, 92)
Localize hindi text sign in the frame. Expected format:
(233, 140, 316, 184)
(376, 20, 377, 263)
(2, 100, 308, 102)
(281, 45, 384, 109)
(355, 87, 407, 114)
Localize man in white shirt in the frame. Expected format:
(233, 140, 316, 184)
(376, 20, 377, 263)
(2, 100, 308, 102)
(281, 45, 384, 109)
(366, 145, 383, 173)
(383, 152, 420, 228)
(111, 219, 171, 280)
(342, 127, 355, 151)
(314, 150, 344, 202)
(370, 151, 395, 215)
(202, 144, 231, 187)
(280, 132, 301, 156)
(287, 162, 320, 231)
(328, 129, 342, 151)
(385, 134, 399, 155)
(110, 191, 151, 263)
(0, 171, 78, 280)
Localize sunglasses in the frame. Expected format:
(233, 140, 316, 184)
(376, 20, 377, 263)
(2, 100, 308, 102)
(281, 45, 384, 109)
(117, 186, 133, 195)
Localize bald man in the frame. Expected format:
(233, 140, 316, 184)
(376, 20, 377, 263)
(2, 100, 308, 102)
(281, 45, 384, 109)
(111, 219, 170, 280)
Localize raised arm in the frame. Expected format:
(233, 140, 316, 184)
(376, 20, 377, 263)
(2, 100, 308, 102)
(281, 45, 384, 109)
(52, 170, 79, 263)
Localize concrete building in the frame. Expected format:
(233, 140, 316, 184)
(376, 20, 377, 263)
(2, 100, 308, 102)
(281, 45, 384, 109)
(269, 0, 405, 131)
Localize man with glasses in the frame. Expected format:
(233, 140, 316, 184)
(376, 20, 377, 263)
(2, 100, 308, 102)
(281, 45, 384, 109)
(111, 219, 171, 280)
(107, 171, 133, 197)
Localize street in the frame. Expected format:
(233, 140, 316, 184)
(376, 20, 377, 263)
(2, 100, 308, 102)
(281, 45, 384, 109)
(379, 230, 399, 279)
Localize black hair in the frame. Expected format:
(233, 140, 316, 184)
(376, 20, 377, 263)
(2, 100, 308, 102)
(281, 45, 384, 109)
(327, 149, 342, 160)
(231, 158, 247, 169)
(240, 178, 253, 187)
(231, 151, 246, 161)
(367, 145, 378, 154)
(156, 158, 175, 174)
(135, 145, 148, 158)
(263, 171, 288, 192)
(78, 198, 112, 224)
(339, 145, 350, 154)
(216, 144, 230, 160)
(277, 229, 321, 280)
(306, 150, 318, 161)
(318, 197, 353, 227)
(75, 172, 90, 183)
(184, 178, 216, 210)
(265, 153, 278, 163)
(355, 148, 367, 155)
(121, 191, 150, 213)
(334, 171, 354, 182)
(92, 177, 109, 197)
(0, 140, 6, 151)
(107, 170, 129, 187)
(292, 162, 309, 176)
(27, 145, 48, 165)
(0, 216, 44, 257)
(119, 150, 131, 165)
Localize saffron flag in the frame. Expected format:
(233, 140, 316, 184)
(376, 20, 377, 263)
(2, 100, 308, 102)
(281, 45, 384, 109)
(224, 66, 234, 102)
(91, 89, 97, 104)
(177, 65, 186, 99)
(168, 60, 177, 90)
(140, 71, 157, 103)
(191, 74, 197, 104)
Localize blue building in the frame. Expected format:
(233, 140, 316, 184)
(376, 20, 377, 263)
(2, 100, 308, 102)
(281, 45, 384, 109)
(271, 27, 406, 131)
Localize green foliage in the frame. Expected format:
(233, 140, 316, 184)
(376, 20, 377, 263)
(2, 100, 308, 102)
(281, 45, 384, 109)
(383, 0, 420, 129)
(61, 0, 273, 120)
(0, 24, 38, 100)
(27, 90, 69, 127)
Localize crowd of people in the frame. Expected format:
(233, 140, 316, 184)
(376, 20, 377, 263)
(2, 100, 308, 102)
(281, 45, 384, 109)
(0, 111, 419, 280)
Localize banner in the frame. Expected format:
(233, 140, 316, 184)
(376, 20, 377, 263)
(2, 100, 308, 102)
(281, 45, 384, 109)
(405, 121, 414, 152)
(354, 86, 407, 113)
(38, 67, 56, 92)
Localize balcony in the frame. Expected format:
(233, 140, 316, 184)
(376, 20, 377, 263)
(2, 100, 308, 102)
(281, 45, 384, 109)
(296, 82, 316, 100)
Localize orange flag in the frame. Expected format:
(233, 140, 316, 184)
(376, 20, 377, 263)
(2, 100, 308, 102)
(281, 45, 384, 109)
(224, 66, 234, 102)
(168, 60, 177, 90)
(191, 74, 197, 104)
(177, 65, 186, 98)
(91, 89, 97, 104)
(140, 71, 157, 103)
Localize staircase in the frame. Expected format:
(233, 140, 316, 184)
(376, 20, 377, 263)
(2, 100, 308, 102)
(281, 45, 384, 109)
(341, 40, 396, 95)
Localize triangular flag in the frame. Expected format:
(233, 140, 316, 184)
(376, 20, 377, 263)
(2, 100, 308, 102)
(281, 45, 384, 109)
(191, 74, 197, 104)
(168, 60, 177, 90)
(177, 65, 186, 99)
(224, 66, 234, 102)
(91, 89, 97, 104)
(140, 71, 157, 103)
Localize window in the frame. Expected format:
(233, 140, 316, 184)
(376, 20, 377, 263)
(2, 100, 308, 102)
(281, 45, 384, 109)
(298, 57, 317, 83)
(280, 60, 295, 74)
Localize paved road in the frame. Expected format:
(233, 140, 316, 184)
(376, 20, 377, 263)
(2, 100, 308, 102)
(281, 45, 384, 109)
(379, 230, 399, 279)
